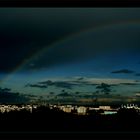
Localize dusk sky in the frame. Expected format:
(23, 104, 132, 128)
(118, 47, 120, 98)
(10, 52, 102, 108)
(0, 8, 140, 103)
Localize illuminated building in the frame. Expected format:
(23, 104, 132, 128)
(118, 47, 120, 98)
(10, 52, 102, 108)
(77, 106, 87, 115)
(99, 106, 111, 110)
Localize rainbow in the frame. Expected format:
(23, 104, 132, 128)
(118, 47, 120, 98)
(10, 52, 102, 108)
(1, 19, 140, 85)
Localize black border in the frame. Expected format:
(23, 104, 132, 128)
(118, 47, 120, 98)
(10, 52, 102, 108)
(0, 0, 140, 7)
(0, 0, 140, 140)
(1, 131, 140, 140)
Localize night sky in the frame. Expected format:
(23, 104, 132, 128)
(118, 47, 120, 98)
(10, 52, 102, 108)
(1, 8, 140, 104)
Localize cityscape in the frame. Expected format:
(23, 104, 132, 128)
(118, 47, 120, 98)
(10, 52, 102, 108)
(0, 102, 139, 132)
(1, 8, 140, 132)
(0, 103, 139, 115)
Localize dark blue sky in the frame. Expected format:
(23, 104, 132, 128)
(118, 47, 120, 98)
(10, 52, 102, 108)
(19, 22, 140, 79)
(1, 8, 140, 102)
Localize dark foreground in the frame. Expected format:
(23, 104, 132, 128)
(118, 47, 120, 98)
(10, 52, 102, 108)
(0, 106, 140, 132)
(0, 107, 140, 140)
(0, 107, 140, 132)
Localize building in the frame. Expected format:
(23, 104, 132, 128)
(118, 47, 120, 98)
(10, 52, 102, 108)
(101, 111, 117, 115)
(89, 107, 100, 111)
(121, 104, 138, 109)
(77, 106, 87, 115)
(99, 106, 111, 110)
(62, 107, 72, 113)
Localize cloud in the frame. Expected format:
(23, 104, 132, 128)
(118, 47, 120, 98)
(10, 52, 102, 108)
(95, 83, 112, 95)
(135, 73, 140, 76)
(111, 69, 135, 74)
(26, 80, 78, 90)
(135, 93, 140, 97)
(135, 80, 140, 82)
(71, 80, 90, 85)
(51, 81, 76, 89)
(25, 84, 47, 89)
(119, 83, 139, 86)
(73, 77, 137, 85)
(77, 77, 84, 81)
(78, 81, 116, 87)
(70, 77, 99, 86)
(0, 87, 29, 103)
(38, 80, 53, 86)
(109, 84, 119, 87)
(57, 93, 72, 97)
(96, 83, 111, 89)
(0, 87, 11, 92)
(1, 9, 140, 74)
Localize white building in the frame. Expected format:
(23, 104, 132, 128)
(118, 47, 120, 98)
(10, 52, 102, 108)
(77, 106, 87, 115)
(121, 104, 138, 109)
(62, 107, 72, 113)
(99, 106, 111, 110)
(89, 107, 100, 111)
